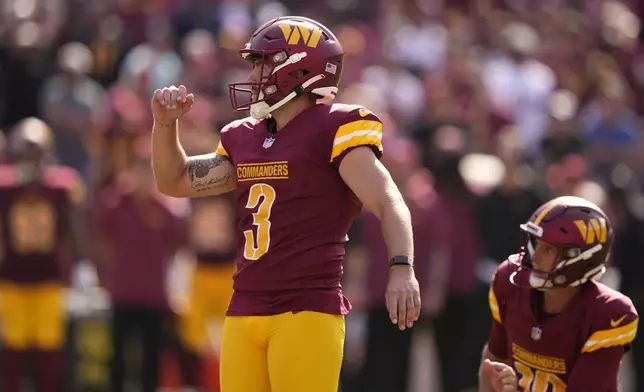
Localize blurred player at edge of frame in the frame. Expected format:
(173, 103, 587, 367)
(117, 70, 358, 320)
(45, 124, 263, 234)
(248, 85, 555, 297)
(0, 118, 86, 392)
(150, 15, 421, 392)
(479, 196, 638, 392)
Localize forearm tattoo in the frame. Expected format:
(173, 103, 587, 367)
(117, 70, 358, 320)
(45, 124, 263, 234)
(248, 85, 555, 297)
(187, 155, 233, 192)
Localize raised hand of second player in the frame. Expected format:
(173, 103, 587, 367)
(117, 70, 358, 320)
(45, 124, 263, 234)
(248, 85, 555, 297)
(482, 359, 518, 392)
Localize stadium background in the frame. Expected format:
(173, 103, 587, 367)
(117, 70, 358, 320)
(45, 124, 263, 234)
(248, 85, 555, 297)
(1, 0, 644, 391)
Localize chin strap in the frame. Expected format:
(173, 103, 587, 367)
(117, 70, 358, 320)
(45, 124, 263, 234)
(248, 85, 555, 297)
(568, 264, 606, 287)
(250, 74, 327, 119)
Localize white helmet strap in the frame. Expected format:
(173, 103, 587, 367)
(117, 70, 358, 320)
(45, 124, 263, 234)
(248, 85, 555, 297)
(250, 74, 326, 119)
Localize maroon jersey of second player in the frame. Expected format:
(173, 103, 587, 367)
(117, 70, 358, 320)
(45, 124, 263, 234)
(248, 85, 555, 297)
(216, 103, 384, 316)
(0, 165, 84, 283)
(487, 256, 638, 392)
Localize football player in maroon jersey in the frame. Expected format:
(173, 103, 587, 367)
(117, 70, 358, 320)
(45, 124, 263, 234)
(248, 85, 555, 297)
(479, 196, 638, 392)
(150, 16, 420, 392)
(0, 117, 86, 392)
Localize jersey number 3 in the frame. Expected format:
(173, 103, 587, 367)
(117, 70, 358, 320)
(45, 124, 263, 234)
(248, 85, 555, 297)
(515, 362, 566, 392)
(243, 183, 276, 260)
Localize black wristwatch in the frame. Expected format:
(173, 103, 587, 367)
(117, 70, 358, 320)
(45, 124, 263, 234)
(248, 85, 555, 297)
(389, 255, 413, 267)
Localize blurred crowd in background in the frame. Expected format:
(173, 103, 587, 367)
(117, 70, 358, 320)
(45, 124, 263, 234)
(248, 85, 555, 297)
(2, 0, 644, 391)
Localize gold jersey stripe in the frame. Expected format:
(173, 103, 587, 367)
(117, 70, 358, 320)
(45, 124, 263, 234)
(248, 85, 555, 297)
(216, 142, 229, 157)
(582, 318, 638, 353)
(330, 120, 383, 162)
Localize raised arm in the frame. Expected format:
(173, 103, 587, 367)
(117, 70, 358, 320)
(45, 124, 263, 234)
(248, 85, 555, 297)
(150, 85, 236, 198)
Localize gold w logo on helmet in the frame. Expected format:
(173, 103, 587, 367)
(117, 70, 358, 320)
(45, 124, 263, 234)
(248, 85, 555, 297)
(279, 24, 323, 48)
(574, 218, 607, 244)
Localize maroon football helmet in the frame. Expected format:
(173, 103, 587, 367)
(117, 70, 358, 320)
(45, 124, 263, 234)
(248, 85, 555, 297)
(229, 16, 344, 119)
(7, 117, 55, 181)
(509, 196, 613, 289)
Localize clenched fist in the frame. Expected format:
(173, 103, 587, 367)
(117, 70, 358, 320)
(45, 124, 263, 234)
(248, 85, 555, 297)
(151, 85, 195, 122)
(482, 359, 518, 392)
